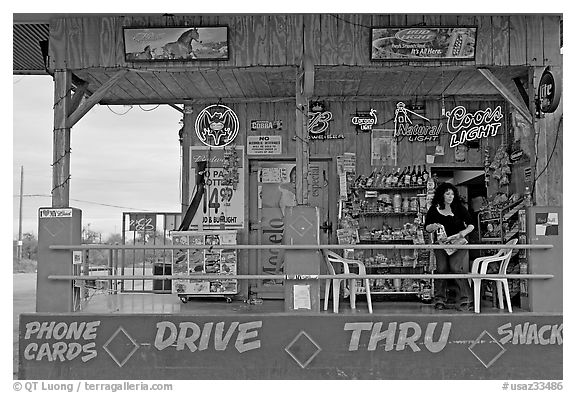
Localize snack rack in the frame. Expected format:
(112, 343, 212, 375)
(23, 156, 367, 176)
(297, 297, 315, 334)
(171, 230, 238, 303)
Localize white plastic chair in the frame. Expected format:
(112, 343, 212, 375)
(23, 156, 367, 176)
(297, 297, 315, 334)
(470, 239, 518, 314)
(323, 250, 373, 313)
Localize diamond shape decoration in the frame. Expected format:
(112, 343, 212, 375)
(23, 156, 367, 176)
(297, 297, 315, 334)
(468, 330, 507, 368)
(41, 218, 66, 238)
(284, 331, 321, 369)
(103, 326, 140, 367)
(289, 216, 313, 237)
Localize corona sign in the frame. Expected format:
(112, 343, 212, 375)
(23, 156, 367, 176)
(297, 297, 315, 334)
(195, 104, 240, 148)
(352, 109, 378, 132)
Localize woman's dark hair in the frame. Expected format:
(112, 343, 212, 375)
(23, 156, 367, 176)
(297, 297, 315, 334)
(431, 182, 466, 213)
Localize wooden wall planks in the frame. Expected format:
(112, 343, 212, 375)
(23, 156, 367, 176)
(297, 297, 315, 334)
(353, 14, 371, 66)
(320, 14, 339, 65)
(82, 17, 101, 68)
(98, 17, 117, 68)
(219, 98, 503, 179)
(545, 107, 562, 207)
(492, 16, 510, 66)
(65, 18, 84, 69)
(526, 15, 544, 66)
(475, 16, 493, 66)
(336, 14, 355, 65)
(269, 15, 287, 65)
(233, 15, 250, 67)
(250, 15, 269, 66)
(304, 14, 320, 62)
(509, 15, 527, 66)
(542, 15, 561, 66)
(51, 15, 561, 70)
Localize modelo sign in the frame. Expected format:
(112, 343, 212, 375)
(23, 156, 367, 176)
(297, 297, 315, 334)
(395, 28, 437, 43)
(538, 68, 561, 113)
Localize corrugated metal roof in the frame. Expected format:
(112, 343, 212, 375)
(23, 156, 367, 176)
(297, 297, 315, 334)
(13, 23, 49, 75)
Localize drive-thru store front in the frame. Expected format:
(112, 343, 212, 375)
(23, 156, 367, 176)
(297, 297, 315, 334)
(14, 13, 562, 379)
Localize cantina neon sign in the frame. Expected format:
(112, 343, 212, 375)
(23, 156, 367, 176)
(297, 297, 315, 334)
(446, 105, 503, 148)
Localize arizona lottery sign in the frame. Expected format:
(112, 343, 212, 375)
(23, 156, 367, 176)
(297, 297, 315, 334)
(446, 105, 503, 148)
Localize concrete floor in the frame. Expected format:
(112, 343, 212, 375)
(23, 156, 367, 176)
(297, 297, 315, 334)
(78, 291, 526, 315)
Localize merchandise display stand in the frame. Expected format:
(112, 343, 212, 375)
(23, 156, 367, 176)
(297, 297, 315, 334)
(171, 230, 238, 303)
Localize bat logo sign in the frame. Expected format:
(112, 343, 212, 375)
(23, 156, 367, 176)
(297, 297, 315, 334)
(195, 104, 240, 147)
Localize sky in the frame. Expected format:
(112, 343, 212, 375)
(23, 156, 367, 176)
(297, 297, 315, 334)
(13, 75, 182, 238)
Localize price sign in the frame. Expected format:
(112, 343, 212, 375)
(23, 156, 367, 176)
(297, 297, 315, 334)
(190, 146, 245, 229)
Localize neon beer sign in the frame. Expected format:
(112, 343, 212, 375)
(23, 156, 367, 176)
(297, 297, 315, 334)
(446, 106, 503, 148)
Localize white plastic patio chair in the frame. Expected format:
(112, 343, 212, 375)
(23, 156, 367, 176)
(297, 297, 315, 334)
(470, 238, 518, 314)
(323, 250, 373, 313)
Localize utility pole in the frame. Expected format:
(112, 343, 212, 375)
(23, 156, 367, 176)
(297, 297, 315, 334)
(17, 166, 24, 260)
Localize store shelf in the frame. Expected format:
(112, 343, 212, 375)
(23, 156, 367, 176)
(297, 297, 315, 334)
(359, 211, 418, 216)
(480, 217, 500, 223)
(359, 239, 414, 244)
(481, 237, 504, 242)
(478, 200, 523, 244)
(365, 264, 425, 269)
(505, 228, 519, 241)
(356, 186, 426, 192)
(503, 203, 523, 221)
(367, 291, 421, 295)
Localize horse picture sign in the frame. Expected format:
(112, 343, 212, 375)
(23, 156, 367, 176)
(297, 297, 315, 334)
(123, 26, 229, 61)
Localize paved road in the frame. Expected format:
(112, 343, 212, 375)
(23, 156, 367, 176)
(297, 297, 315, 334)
(13, 273, 36, 379)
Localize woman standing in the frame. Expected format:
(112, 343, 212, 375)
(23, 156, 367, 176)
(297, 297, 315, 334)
(425, 182, 474, 311)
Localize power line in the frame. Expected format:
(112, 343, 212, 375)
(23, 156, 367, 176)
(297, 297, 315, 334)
(14, 194, 154, 211)
(534, 115, 563, 183)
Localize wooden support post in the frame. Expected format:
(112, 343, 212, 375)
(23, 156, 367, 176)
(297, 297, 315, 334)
(67, 69, 128, 128)
(295, 76, 309, 205)
(295, 53, 314, 205)
(528, 67, 563, 206)
(181, 104, 194, 214)
(478, 67, 533, 124)
(283, 35, 320, 311)
(52, 70, 72, 207)
(67, 81, 89, 117)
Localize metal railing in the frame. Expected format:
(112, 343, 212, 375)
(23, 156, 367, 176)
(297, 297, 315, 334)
(49, 242, 554, 284)
(46, 242, 555, 312)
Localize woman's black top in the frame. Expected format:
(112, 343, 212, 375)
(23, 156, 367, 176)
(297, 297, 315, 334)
(424, 205, 473, 237)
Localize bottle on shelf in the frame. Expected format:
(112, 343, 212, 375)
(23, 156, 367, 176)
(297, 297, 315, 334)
(398, 167, 405, 187)
(524, 186, 532, 207)
(385, 168, 393, 187)
(397, 167, 405, 187)
(411, 165, 417, 186)
(392, 167, 400, 187)
(416, 165, 423, 186)
(374, 166, 386, 188)
(376, 167, 388, 187)
(404, 166, 412, 187)
(426, 171, 436, 192)
(432, 173, 439, 188)
(365, 169, 376, 188)
(422, 165, 429, 183)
